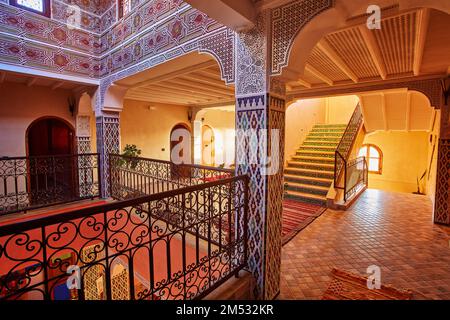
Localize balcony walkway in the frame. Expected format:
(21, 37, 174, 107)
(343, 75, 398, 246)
(279, 189, 450, 300)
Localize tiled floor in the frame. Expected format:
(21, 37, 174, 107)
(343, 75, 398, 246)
(279, 189, 450, 300)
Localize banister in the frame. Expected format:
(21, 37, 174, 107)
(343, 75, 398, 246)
(333, 104, 364, 198)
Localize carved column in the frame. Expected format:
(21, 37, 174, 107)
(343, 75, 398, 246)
(434, 102, 450, 225)
(235, 13, 285, 299)
(96, 111, 120, 198)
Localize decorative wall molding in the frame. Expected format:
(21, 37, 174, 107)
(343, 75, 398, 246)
(198, 27, 235, 84)
(270, 0, 333, 75)
(235, 13, 268, 96)
(76, 115, 91, 137)
(287, 78, 444, 108)
(77, 136, 91, 154)
(434, 139, 450, 225)
(0, 1, 222, 79)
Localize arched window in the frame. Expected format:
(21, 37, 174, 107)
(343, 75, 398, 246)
(358, 144, 383, 174)
(10, 0, 50, 16)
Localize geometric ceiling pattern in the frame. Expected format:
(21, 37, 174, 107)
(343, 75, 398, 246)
(287, 7, 450, 95)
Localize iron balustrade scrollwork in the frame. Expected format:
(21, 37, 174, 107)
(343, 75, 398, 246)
(109, 155, 236, 248)
(109, 154, 234, 200)
(0, 174, 249, 300)
(0, 154, 101, 216)
(334, 104, 365, 201)
(344, 157, 368, 201)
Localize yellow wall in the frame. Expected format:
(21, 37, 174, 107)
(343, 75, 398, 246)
(363, 131, 429, 193)
(0, 82, 77, 156)
(325, 95, 359, 124)
(285, 99, 326, 161)
(201, 109, 235, 167)
(120, 99, 190, 160)
(285, 95, 359, 162)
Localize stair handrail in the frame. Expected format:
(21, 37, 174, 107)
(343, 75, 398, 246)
(334, 104, 364, 192)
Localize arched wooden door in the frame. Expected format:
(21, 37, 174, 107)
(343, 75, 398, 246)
(169, 123, 192, 179)
(26, 117, 76, 204)
(201, 125, 215, 166)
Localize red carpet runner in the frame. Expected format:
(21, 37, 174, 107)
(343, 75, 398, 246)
(282, 199, 326, 245)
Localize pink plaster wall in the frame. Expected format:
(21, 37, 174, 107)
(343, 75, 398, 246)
(0, 82, 76, 157)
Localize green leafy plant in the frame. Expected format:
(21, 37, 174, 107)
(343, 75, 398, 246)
(120, 144, 142, 169)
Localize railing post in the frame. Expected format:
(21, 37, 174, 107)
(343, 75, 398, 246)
(243, 175, 249, 269)
(343, 161, 347, 202)
(97, 153, 102, 199)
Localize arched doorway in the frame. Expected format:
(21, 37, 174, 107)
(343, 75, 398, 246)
(26, 117, 76, 204)
(201, 125, 215, 166)
(169, 123, 192, 179)
(27, 117, 75, 157)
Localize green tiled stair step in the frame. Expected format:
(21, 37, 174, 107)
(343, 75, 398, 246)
(296, 150, 335, 158)
(303, 141, 339, 147)
(299, 145, 336, 152)
(311, 128, 345, 134)
(308, 132, 344, 138)
(284, 174, 332, 187)
(313, 124, 347, 128)
(284, 190, 327, 206)
(305, 136, 341, 142)
(284, 167, 334, 179)
(291, 156, 334, 165)
(284, 182, 328, 196)
(287, 161, 334, 172)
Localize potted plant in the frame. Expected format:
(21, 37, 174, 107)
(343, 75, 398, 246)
(120, 144, 142, 169)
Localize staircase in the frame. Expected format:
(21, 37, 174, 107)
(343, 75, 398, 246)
(284, 124, 347, 206)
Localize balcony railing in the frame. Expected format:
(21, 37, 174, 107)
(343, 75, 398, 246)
(0, 154, 101, 216)
(109, 154, 233, 200)
(0, 173, 249, 300)
(344, 157, 368, 201)
(334, 104, 366, 201)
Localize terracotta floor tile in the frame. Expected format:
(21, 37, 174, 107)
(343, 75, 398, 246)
(280, 189, 450, 300)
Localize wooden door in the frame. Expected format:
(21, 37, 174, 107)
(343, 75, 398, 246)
(27, 118, 75, 204)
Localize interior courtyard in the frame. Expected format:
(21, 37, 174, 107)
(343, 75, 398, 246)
(0, 0, 449, 301)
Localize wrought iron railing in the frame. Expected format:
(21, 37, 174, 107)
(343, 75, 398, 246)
(109, 154, 233, 200)
(0, 174, 249, 300)
(334, 104, 365, 201)
(344, 157, 368, 201)
(0, 154, 101, 216)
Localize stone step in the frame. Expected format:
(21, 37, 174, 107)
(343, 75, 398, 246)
(284, 167, 334, 179)
(284, 174, 333, 187)
(287, 161, 334, 172)
(303, 141, 340, 147)
(284, 181, 329, 196)
(299, 145, 336, 152)
(314, 124, 347, 128)
(296, 150, 335, 158)
(305, 136, 341, 142)
(308, 132, 344, 138)
(291, 155, 335, 164)
(284, 190, 327, 206)
(310, 128, 346, 133)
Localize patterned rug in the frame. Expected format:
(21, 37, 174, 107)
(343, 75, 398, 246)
(322, 268, 414, 300)
(282, 199, 326, 245)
